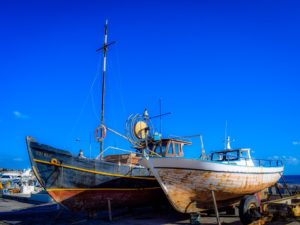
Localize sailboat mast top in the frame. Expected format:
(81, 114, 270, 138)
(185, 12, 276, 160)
(101, 20, 108, 127)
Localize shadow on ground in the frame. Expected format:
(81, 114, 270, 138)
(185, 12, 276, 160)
(0, 200, 299, 225)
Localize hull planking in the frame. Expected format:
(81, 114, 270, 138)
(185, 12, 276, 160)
(26, 136, 166, 212)
(142, 157, 284, 213)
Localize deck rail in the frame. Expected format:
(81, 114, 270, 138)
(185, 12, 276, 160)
(212, 157, 284, 167)
(252, 158, 283, 167)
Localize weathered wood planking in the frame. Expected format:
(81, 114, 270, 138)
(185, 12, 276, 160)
(157, 168, 281, 213)
(141, 157, 283, 214)
(26, 136, 167, 212)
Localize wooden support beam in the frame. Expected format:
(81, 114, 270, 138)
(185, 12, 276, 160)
(211, 190, 221, 225)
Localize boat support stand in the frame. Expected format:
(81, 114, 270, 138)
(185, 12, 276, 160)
(190, 190, 221, 225)
(211, 190, 221, 225)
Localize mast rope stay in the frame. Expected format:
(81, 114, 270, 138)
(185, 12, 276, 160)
(67, 63, 101, 145)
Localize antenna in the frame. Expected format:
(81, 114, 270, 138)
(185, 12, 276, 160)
(226, 136, 231, 150)
(224, 120, 228, 149)
(148, 98, 171, 134)
(200, 134, 206, 159)
(149, 112, 171, 119)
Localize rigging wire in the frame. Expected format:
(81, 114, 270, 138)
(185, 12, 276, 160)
(66, 60, 102, 146)
(91, 88, 101, 122)
(114, 46, 127, 117)
(65, 45, 127, 154)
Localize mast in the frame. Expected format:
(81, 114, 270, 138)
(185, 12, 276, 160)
(100, 20, 108, 156)
(96, 20, 115, 158)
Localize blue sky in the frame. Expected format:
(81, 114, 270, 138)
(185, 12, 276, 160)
(0, 0, 299, 174)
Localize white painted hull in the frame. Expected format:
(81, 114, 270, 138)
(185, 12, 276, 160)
(141, 157, 284, 213)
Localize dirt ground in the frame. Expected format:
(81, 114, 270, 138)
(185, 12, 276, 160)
(0, 197, 299, 225)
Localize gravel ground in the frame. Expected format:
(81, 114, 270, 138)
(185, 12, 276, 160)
(0, 197, 299, 225)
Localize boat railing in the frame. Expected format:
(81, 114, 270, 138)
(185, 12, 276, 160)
(251, 158, 283, 167)
(217, 157, 283, 167)
(96, 146, 162, 159)
(96, 146, 136, 159)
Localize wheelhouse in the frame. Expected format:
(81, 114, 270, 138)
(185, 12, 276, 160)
(148, 138, 192, 157)
(210, 148, 254, 166)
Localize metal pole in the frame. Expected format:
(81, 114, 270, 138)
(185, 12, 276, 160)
(275, 183, 283, 198)
(100, 20, 108, 158)
(211, 190, 221, 225)
(200, 134, 205, 159)
(281, 175, 292, 196)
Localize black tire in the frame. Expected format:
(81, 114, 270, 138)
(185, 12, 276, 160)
(239, 195, 260, 225)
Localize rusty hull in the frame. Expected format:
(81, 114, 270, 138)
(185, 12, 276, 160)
(47, 188, 164, 212)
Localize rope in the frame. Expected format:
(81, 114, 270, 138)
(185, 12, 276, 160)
(66, 59, 102, 146)
(96, 146, 136, 159)
(91, 89, 101, 122)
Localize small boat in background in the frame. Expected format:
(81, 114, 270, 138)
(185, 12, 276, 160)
(0, 169, 43, 195)
(0, 172, 20, 184)
(141, 136, 284, 214)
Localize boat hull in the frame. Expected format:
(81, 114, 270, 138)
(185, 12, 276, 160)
(142, 157, 284, 213)
(26, 137, 166, 212)
(47, 188, 162, 211)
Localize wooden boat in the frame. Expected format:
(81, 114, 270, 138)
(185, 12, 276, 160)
(26, 136, 165, 212)
(141, 137, 284, 213)
(26, 21, 166, 212)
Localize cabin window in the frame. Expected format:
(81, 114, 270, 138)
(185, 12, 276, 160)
(166, 142, 174, 156)
(225, 151, 239, 161)
(240, 150, 250, 160)
(212, 153, 224, 161)
(173, 143, 183, 157)
(211, 151, 239, 161)
(153, 144, 165, 155)
(164, 141, 184, 157)
(178, 144, 183, 156)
